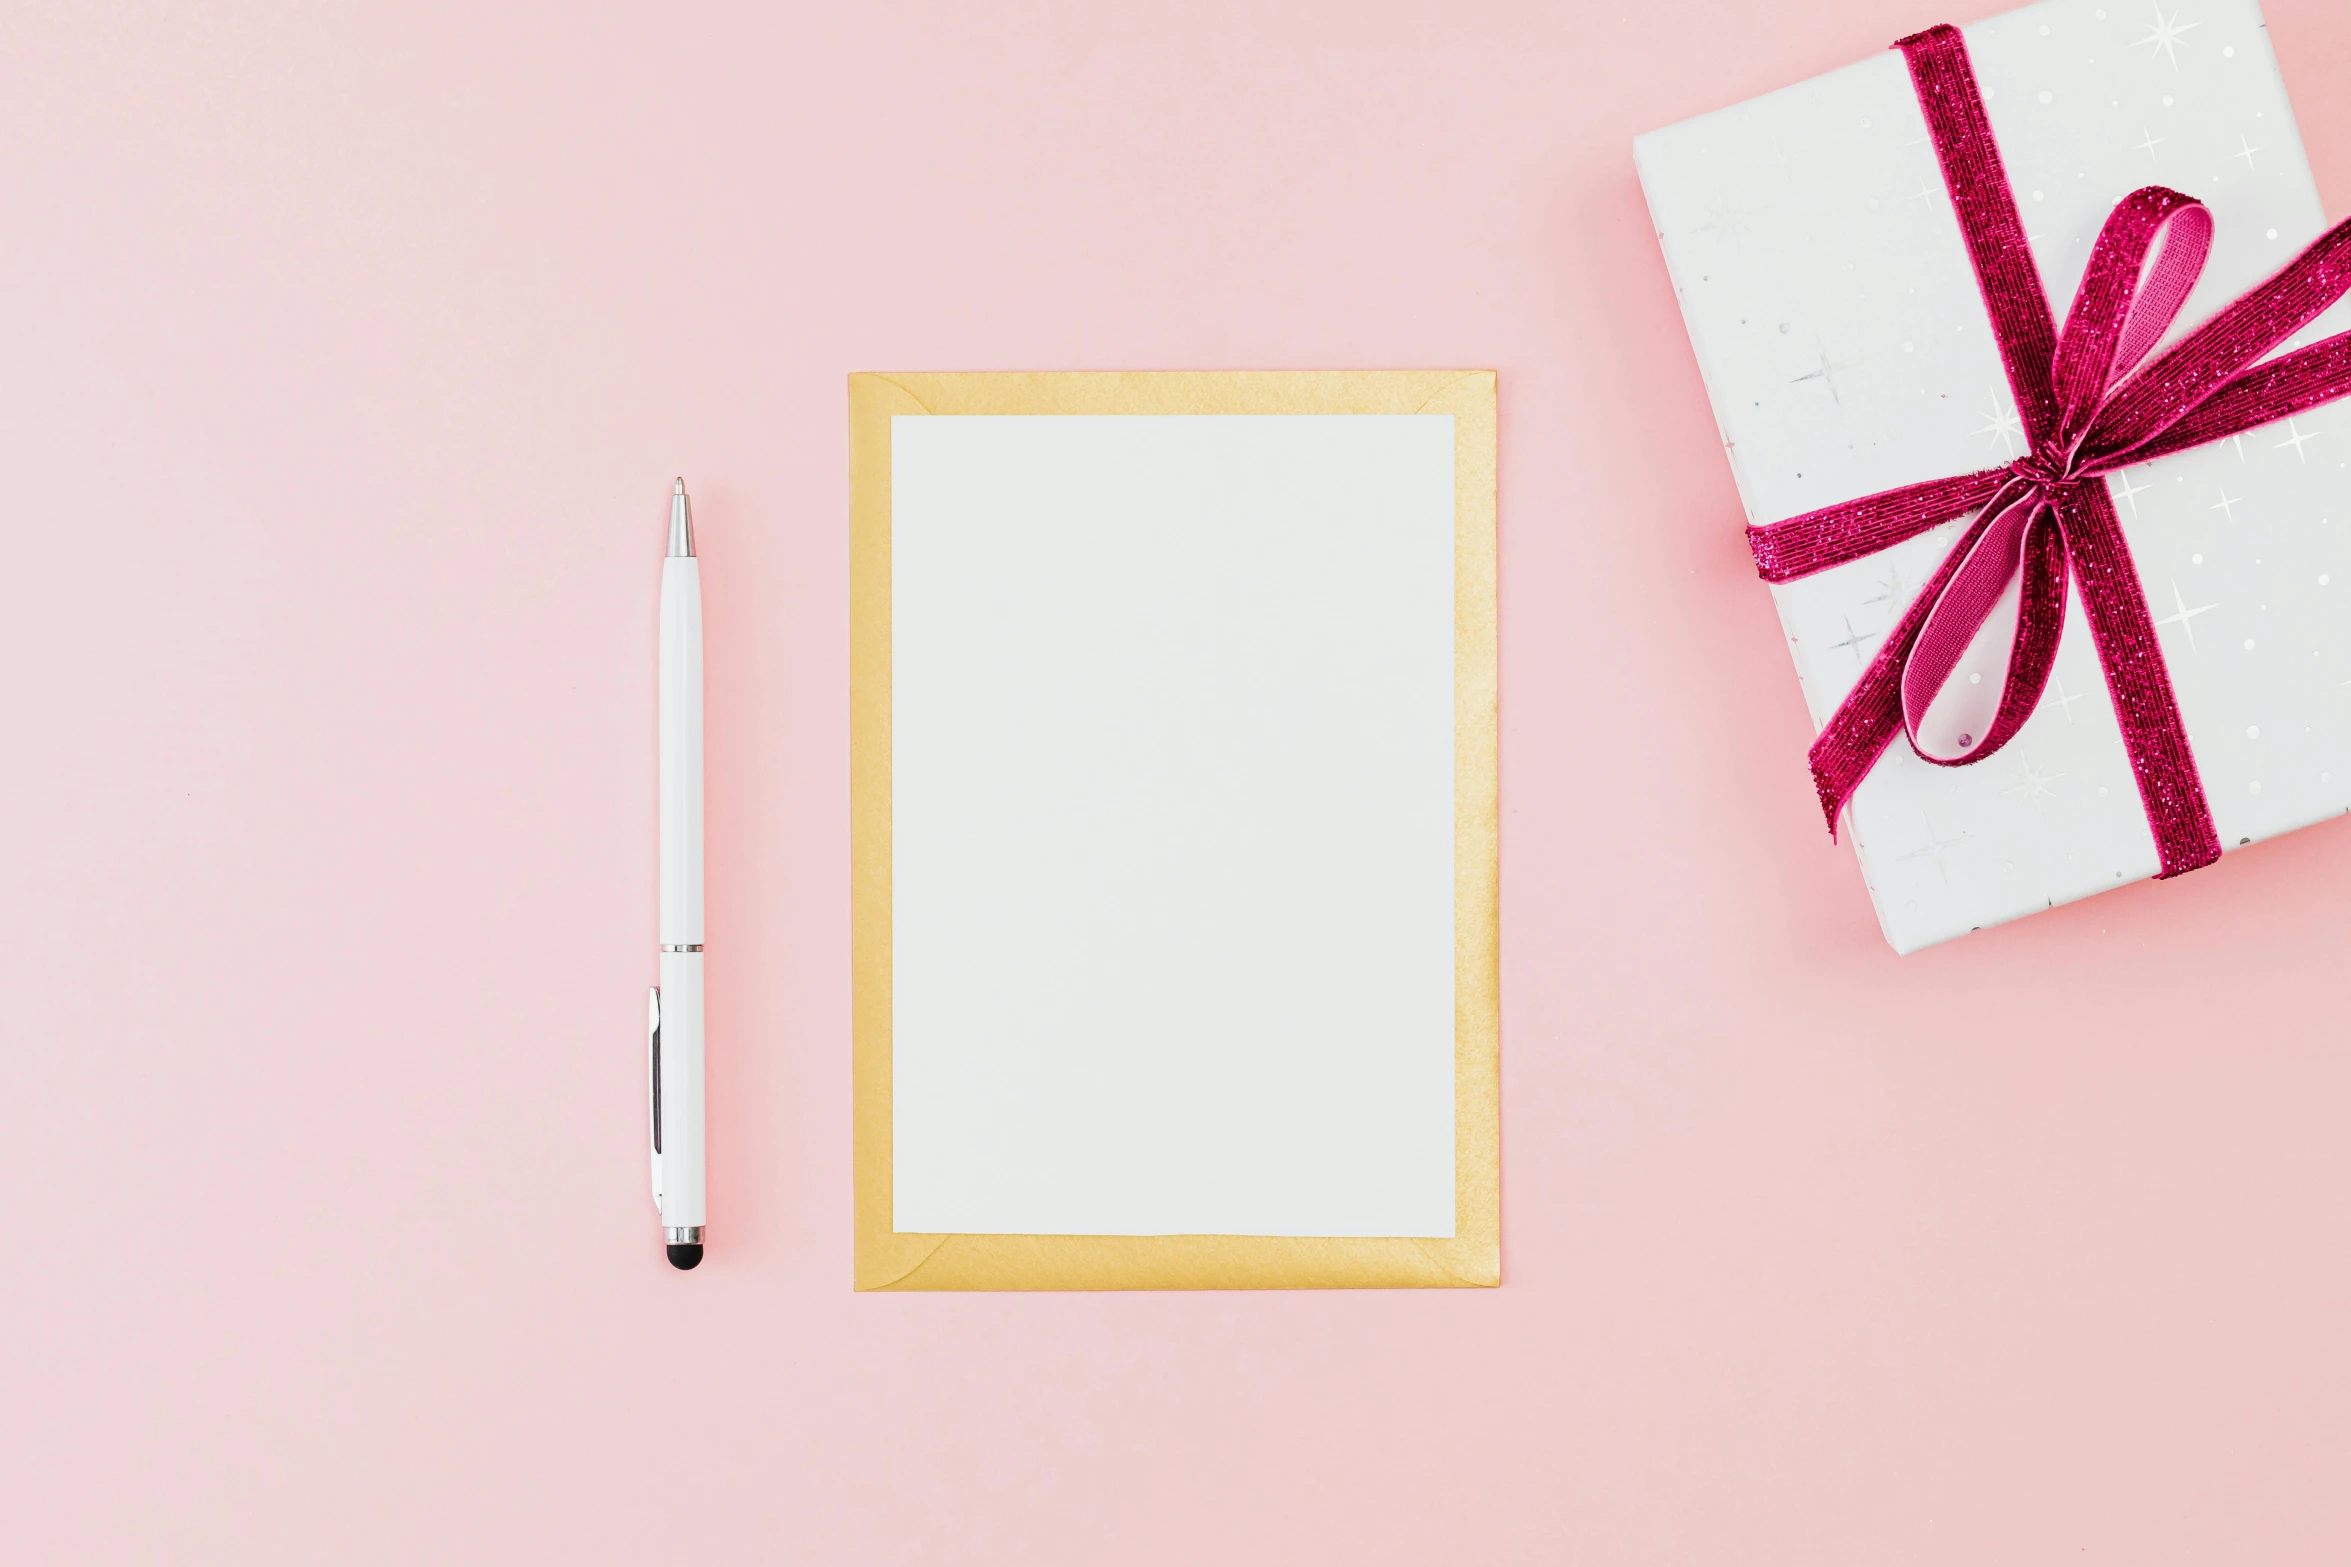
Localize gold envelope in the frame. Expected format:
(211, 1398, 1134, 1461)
(851, 370, 1498, 1290)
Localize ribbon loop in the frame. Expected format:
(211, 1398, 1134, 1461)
(2051, 187, 2211, 448)
(1901, 482, 2061, 766)
(2085, 217, 2351, 464)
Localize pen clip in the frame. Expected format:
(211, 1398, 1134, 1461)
(647, 986, 663, 1213)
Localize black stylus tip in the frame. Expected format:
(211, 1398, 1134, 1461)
(666, 1243, 703, 1270)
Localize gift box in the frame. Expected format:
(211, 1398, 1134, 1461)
(1637, 0, 2351, 952)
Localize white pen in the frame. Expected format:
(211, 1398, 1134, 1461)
(650, 478, 706, 1269)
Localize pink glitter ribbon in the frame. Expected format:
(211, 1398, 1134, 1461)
(1747, 24, 2351, 876)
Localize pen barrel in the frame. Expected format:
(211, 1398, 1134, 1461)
(656, 950, 705, 1227)
(659, 558, 704, 945)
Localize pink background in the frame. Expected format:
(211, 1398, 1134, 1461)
(8, 0, 2351, 1561)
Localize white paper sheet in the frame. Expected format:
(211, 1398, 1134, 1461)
(890, 415, 1457, 1237)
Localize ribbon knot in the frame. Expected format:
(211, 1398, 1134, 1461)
(2007, 450, 2074, 491)
(1741, 24, 2351, 879)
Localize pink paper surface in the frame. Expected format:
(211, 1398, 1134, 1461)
(7, 1, 2351, 1562)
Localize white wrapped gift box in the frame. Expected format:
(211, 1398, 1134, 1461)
(1637, 0, 2351, 952)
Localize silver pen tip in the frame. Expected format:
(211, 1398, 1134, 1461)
(668, 480, 695, 557)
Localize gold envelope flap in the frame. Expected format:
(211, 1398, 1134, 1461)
(851, 370, 1498, 1290)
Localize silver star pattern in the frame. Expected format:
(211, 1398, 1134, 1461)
(1896, 817, 1973, 885)
(2112, 470, 2154, 517)
(2050, 676, 2096, 723)
(1862, 565, 1910, 611)
(2133, 3, 2200, 70)
(2003, 760, 2067, 807)
(1828, 615, 1876, 666)
(2153, 578, 2219, 650)
(1974, 385, 2026, 456)
(1790, 341, 1860, 403)
(2275, 418, 2318, 462)
(1694, 207, 1757, 247)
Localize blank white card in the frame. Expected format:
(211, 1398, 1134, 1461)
(890, 414, 1458, 1237)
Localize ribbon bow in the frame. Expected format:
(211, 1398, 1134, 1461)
(1746, 25, 2351, 877)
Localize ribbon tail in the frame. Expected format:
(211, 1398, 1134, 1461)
(2055, 482, 2222, 877)
(1810, 649, 1905, 841)
(1748, 468, 2008, 582)
(2094, 328, 2351, 471)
